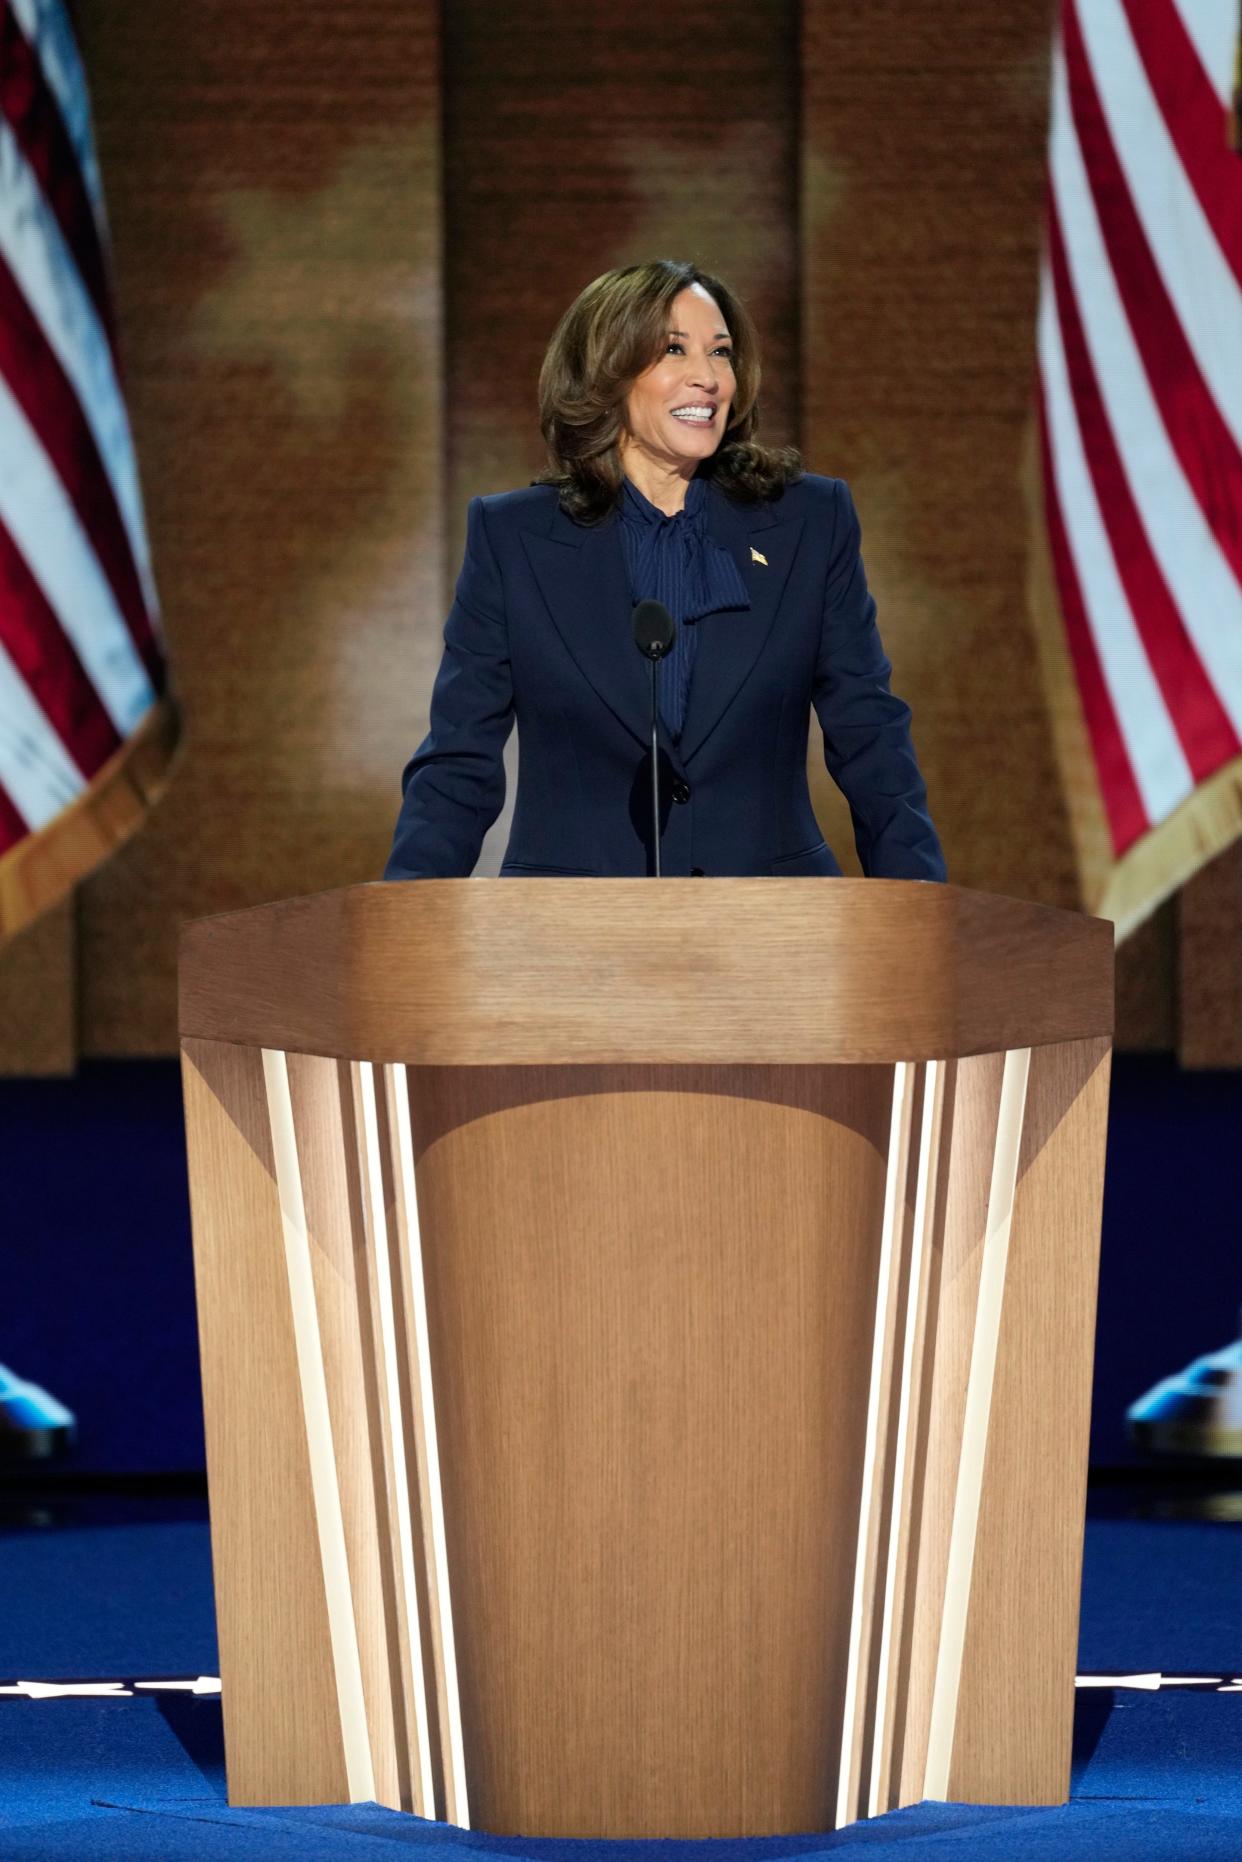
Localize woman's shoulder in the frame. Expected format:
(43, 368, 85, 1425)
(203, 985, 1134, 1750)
(474, 483, 561, 526)
(765, 469, 848, 510)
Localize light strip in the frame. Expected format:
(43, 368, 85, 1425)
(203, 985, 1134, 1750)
(261, 1047, 375, 1804)
(356, 1061, 436, 1816)
(923, 1047, 1031, 1799)
(387, 1064, 470, 1827)
(835, 1061, 915, 1830)
(868, 1059, 943, 1816)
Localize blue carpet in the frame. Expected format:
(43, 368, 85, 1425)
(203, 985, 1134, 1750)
(1079, 1516, 1242, 1673)
(2, 1504, 1241, 1858)
(0, 1519, 217, 1677)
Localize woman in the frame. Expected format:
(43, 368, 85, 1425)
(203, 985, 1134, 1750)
(383, 259, 945, 883)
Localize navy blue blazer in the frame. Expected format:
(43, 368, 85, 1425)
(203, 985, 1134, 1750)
(383, 472, 946, 882)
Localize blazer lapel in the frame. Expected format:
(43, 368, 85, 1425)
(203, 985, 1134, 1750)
(520, 499, 677, 755)
(676, 482, 804, 765)
(519, 478, 805, 766)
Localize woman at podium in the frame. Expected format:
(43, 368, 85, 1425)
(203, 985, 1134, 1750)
(384, 259, 945, 884)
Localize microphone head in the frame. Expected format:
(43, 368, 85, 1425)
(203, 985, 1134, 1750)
(633, 600, 676, 661)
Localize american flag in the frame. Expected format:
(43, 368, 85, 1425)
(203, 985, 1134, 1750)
(0, 0, 175, 940)
(1031, 0, 1242, 936)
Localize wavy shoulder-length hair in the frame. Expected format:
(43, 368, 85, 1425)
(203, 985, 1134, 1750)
(532, 259, 803, 525)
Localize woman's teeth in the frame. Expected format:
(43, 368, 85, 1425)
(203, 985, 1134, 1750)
(672, 407, 714, 422)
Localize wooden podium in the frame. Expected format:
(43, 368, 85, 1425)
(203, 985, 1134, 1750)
(179, 879, 1113, 1838)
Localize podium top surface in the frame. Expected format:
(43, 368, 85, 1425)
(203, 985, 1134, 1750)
(178, 879, 1113, 1066)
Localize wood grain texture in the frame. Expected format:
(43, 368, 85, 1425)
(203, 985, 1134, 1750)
(944, 1035, 1111, 1804)
(180, 1037, 349, 1804)
(403, 1060, 897, 1162)
(184, 1038, 1109, 1824)
(178, 879, 1114, 1064)
(412, 1086, 889, 1836)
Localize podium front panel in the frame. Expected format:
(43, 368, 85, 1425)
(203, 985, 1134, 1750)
(182, 1035, 1110, 1836)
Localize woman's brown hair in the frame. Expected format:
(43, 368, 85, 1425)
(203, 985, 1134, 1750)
(532, 259, 803, 524)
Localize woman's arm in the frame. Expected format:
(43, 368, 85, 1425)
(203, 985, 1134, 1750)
(383, 496, 514, 880)
(381, 499, 513, 882)
(811, 480, 947, 882)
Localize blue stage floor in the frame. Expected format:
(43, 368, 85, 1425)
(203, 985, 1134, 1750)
(2, 1491, 1240, 1859)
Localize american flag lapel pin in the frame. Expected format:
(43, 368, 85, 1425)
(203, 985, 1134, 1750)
(750, 546, 768, 566)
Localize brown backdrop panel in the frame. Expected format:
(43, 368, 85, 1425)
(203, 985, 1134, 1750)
(0, 903, 74, 1075)
(801, 0, 1066, 905)
(442, 0, 800, 872)
(67, 0, 443, 1055)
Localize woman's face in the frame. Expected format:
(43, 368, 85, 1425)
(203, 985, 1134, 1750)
(621, 284, 736, 473)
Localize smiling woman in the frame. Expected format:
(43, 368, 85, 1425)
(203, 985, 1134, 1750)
(383, 257, 946, 883)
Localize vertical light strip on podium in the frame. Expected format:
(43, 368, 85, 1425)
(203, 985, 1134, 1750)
(355, 1061, 437, 1816)
(260, 1047, 376, 1805)
(923, 1045, 1033, 1799)
(868, 1058, 949, 1817)
(383, 1062, 470, 1829)
(836, 1060, 919, 1829)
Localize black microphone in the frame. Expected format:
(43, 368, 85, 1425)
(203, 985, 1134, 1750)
(632, 601, 676, 877)
(633, 599, 675, 663)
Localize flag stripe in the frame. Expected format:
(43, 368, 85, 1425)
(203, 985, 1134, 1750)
(1046, 198, 1240, 779)
(1068, 0, 1242, 449)
(0, 0, 170, 908)
(1036, 380, 1150, 853)
(1061, 3, 1242, 593)
(1037, 273, 1194, 829)
(0, 512, 122, 777)
(0, 369, 155, 735)
(1035, 0, 1242, 914)
(0, 251, 162, 683)
(0, 772, 30, 854)
(0, 633, 85, 829)
(8, 0, 107, 235)
(0, 1, 116, 355)
(0, 117, 158, 620)
(1121, 0, 1242, 286)
(1168, 0, 1236, 110)
(1049, 45, 1242, 737)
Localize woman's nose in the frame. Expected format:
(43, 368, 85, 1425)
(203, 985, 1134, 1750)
(688, 355, 718, 389)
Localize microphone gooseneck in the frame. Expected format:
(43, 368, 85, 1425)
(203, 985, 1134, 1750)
(632, 601, 676, 877)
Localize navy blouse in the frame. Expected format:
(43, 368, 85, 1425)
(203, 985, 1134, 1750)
(617, 472, 751, 740)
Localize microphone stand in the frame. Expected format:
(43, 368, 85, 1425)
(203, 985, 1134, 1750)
(631, 600, 675, 878)
(649, 653, 663, 879)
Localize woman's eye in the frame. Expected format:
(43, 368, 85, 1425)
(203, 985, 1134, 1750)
(666, 342, 734, 360)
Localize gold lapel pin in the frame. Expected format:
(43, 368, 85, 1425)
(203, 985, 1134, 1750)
(750, 546, 768, 566)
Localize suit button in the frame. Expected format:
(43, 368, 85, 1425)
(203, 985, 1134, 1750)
(671, 779, 691, 804)
(690, 867, 705, 876)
